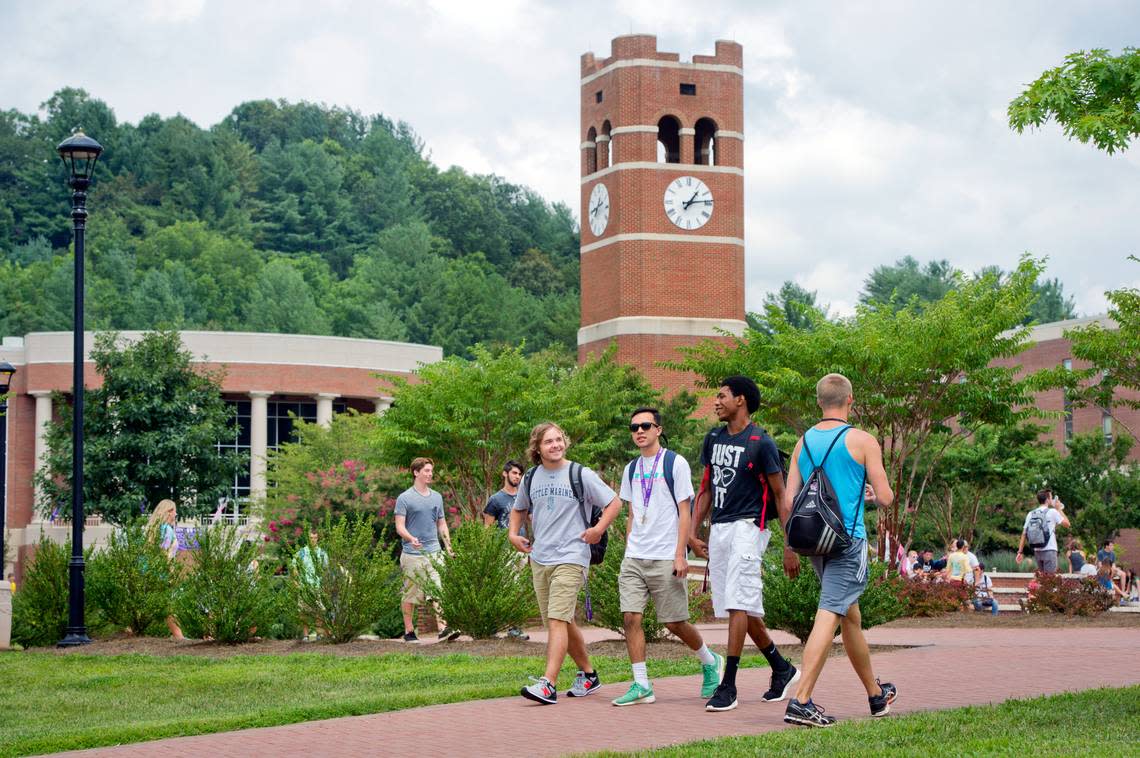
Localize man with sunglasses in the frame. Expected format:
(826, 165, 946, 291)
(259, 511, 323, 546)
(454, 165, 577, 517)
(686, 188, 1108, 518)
(612, 408, 724, 707)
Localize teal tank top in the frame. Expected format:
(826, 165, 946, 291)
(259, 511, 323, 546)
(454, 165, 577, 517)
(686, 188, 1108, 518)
(797, 426, 867, 540)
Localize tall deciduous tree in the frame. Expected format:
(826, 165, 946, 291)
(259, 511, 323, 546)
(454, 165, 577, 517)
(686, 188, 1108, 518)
(375, 344, 699, 520)
(1009, 48, 1140, 154)
(676, 258, 1047, 562)
(37, 331, 240, 525)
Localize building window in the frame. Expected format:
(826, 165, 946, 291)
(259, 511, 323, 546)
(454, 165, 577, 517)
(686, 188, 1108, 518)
(1102, 411, 1113, 443)
(694, 117, 717, 166)
(217, 398, 346, 504)
(1062, 359, 1073, 442)
(680, 83, 697, 96)
(657, 115, 680, 163)
(585, 126, 597, 174)
(595, 90, 603, 103)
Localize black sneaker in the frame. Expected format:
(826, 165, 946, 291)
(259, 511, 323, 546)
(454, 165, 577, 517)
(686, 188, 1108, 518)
(761, 662, 801, 702)
(437, 627, 461, 642)
(402, 631, 419, 643)
(869, 679, 897, 717)
(784, 698, 837, 727)
(705, 682, 738, 712)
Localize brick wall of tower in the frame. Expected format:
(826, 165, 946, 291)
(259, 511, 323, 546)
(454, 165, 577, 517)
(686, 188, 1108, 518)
(578, 35, 746, 396)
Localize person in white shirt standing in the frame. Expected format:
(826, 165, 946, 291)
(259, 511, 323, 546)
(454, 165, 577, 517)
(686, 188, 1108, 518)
(611, 408, 725, 706)
(1016, 489, 1070, 574)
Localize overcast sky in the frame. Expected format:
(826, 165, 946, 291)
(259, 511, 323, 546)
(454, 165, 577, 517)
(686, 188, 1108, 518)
(5, 0, 1139, 316)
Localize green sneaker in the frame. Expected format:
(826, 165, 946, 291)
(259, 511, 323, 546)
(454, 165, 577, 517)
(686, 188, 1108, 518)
(701, 651, 726, 698)
(612, 682, 656, 706)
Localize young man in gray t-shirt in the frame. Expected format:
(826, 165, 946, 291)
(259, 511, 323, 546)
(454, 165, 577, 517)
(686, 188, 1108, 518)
(509, 422, 621, 704)
(394, 457, 456, 642)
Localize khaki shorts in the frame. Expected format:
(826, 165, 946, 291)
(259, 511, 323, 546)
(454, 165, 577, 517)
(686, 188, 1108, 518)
(400, 552, 441, 604)
(618, 557, 690, 623)
(531, 560, 587, 624)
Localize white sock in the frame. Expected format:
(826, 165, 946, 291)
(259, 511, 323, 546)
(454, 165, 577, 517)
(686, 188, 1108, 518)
(631, 661, 650, 688)
(696, 644, 716, 666)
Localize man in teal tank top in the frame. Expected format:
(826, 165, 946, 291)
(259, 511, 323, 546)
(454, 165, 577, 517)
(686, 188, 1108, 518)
(780, 373, 898, 728)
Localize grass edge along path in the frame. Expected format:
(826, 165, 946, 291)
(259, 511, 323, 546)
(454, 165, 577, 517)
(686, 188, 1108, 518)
(591, 685, 1140, 757)
(0, 651, 768, 757)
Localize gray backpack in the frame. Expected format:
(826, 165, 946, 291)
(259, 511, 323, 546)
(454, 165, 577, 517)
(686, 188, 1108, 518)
(1025, 507, 1052, 550)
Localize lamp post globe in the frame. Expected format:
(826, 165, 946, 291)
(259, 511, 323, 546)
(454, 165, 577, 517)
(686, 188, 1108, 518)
(56, 132, 103, 647)
(0, 360, 14, 582)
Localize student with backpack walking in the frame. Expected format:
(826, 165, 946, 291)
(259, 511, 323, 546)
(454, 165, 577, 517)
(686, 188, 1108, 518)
(690, 376, 799, 713)
(781, 373, 897, 728)
(509, 422, 621, 705)
(1016, 490, 1069, 574)
(611, 407, 725, 707)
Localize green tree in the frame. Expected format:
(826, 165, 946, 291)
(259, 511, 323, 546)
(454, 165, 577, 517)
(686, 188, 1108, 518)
(748, 280, 829, 334)
(1028, 277, 1078, 324)
(1009, 48, 1140, 154)
(1044, 260, 1140, 441)
(37, 331, 240, 525)
(860, 256, 959, 311)
(1044, 433, 1140, 545)
(247, 257, 331, 335)
(676, 258, 1047, 562)
(376, 344, 685, 519)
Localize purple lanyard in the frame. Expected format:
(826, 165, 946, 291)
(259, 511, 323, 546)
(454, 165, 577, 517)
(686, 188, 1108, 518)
(638, 449, 664, 509)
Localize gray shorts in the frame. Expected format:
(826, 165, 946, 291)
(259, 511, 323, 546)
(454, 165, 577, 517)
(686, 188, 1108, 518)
(810, 538, 869, 616)
(1034, 549, 1058, 573)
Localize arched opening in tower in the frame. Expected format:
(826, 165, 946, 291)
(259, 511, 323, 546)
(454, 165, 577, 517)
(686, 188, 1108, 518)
(600, 120, 612, 168)
(695, 117, 717, 166)
(657, 116, 680, 163)
(585, 126, 598, 174)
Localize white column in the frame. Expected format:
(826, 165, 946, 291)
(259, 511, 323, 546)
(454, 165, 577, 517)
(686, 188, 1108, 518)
(316, 393, 338, 428)
(249, 391, 271, 502)
(374, 396, 393, 416)
(30, 391, 52, 521)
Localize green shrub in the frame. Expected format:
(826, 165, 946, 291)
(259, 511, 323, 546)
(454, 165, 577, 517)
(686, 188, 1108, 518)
(1026, 571, 1114, 616)
(86, 520, 177, 636)
(288, 515, 401, 643)
(583, 510, 706, 642)
(762, 530, 905, 642)
(422, 522, 538, 639)
(264, 575, 303, 640)
(11, 537, 72, 647)
(896, 578, 973, 616)
(172, 525, 279, 643)
(980, 550, 1035, 573)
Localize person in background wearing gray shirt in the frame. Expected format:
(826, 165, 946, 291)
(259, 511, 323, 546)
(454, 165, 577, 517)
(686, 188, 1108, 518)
(395, 457, 458, 643)
(484, 459, 530, 640)
(510, 422, 621, 704)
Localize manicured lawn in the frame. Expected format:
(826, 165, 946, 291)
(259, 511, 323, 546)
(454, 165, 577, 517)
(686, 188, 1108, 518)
(597, 685, 1140, 756)
(0, 651, 763, 756)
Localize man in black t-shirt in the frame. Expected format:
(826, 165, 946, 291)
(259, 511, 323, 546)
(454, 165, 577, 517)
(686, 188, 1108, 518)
(691, 376, 799, 713)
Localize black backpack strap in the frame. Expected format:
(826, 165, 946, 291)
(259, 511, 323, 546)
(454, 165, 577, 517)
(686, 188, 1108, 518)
(522, 467, 537, 512)
(662, 449, 678, 511)
(570, 462, 590, 529)
(802, 425, 851, 473)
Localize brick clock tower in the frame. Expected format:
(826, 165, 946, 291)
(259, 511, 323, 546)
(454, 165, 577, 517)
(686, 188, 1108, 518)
(578, 35, 747, 394)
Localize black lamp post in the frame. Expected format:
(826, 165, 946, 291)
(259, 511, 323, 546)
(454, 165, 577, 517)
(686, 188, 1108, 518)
(56, 132, 102, 647)
(0, 360, 15, 580)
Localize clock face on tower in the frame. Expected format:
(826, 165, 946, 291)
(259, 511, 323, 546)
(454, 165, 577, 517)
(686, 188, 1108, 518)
(663, 176, 714, 230)
(588, 182, 610, 237)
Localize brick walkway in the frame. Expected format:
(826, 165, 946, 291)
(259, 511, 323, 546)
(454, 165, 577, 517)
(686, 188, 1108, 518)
(57, 627, 1140, 757)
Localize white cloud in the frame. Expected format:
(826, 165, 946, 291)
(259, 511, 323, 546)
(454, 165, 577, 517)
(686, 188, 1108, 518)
(2, 0, 1138, 319)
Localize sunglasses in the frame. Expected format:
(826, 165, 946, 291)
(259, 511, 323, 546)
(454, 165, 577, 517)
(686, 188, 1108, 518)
(629, 422, 659, 432)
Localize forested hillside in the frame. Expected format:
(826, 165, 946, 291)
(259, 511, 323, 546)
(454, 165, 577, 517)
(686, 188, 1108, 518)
(0, 89, 581, 355)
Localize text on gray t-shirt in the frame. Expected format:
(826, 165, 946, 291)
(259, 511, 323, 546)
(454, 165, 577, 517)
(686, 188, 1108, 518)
(512, 462, 616, 568)
(395, 487, 444, 555)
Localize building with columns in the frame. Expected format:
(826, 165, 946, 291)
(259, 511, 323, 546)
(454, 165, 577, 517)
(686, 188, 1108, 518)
(0, 331, 441, 581)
